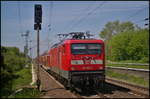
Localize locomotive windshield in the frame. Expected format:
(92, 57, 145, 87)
(71, 43, 102, 54)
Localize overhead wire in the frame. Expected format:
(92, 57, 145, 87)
(47, 1, 53, 50)
(91, 5, 148, 33)
(48, 1, 53, 30)
(49, 1, 56, 49)
(17, 1, 27, 50)
(126, 6, 148, 21)
(63, 1, 96, 33)
(134, 19, 146, 24)
(95, 5, 149, 35)
(126, 6, 149, 27)
(2, 2, 6, 29)
(68, 1, 106, 32)
(17, 1, 23, 34)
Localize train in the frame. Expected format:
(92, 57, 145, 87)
(37, 32, 105, 90)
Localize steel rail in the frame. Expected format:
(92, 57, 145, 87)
(106, 66, 149, 80)
(107, 61, 149, 66)
(106, 66, 149, 72)
(106, 77, 149, 97)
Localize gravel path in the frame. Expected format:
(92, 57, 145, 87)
(39, 65, 77, 98)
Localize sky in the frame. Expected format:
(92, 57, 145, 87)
(1, 1, 149, 58)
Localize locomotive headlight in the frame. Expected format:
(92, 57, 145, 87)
(91, 60, 103, 64)
(99, 66, 103, 69)
(71, 60, 83, 65)
(71, 67, 75, 70)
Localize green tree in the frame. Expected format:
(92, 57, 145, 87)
(108, 28, 149, 62)
(127, 29, 149, 62)
(1, 46, 26, 97)
(109, 31, 134, 61)
(100, 21, 140, 60)
(100, 20, 135, 40)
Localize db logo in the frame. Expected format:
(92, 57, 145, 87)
(83, 60, 91, 64)
(82, 56, 92, 64)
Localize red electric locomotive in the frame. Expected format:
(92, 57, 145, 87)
(40, 32, 105, 89)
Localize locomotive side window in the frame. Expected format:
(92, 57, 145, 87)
(71, 43, 101, 54)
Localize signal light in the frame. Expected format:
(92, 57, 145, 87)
(71, 67, 75, 71)
(144, 18, 149, 20)
(34, 23, 41, 30)
(99, 66, 103, 70)
(34, 4, 42, 24)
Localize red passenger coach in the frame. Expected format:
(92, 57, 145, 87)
(40, 32, 105, 89)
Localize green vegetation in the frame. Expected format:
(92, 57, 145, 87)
(9, 67, 42, 98)
(0, 46, 40, 98)
(107, 64, 149, 69)
(2, 46, 26, 71)
(1, 46, 26, 97)
(9, 88, 41, 98)
(100, 21, 149, 63)
(100, 20, 136, 41)
(106, 70, 149, 87)
(112, 60, 148, 63)
(103, 22, 150, 87)
(12, 68, 32, 90)
(109, 29, 149, 62)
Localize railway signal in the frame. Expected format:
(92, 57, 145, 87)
(34, 4, 42, 30)
(144, 18, 149, 20)
(34, 4, 42, 24)
(34, 4, 42, 90)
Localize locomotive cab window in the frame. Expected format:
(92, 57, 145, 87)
(71, 43, 102, 54)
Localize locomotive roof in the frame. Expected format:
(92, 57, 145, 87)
(50, 32, 104, 48)
(50, 39, 104, 49)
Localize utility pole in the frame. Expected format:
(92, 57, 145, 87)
(29, 40, 32, 62)
(21, 30, 30, 67)
(34, 4, 42, 90)
(37, 26, 40, 89)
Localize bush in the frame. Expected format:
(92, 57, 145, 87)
(138, 57, 149, 63)
(108, 28, 149, 63)
(12, 68, 32, 90)
(1, 46, 27, 97)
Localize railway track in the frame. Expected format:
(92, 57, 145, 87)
(106, 66, 149, 80)
(38, 64, 149, 98)
(106, 77, 149, 98)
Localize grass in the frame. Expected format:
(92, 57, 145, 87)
(9, 88, 41, 98)
(108, 60, 149, 63)
(9, 65, 42, 98)
(106, 64, 149, 69)
(106, 70, 149, 87)
(12, 67, 32, 90)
